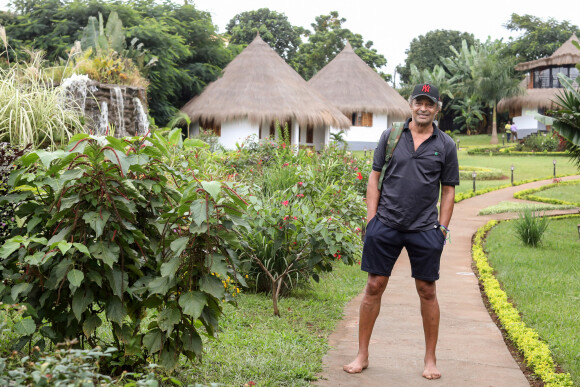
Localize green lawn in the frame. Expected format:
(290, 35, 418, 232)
(477, 201, 575, 215)
(455, 134, 495, 147)
(180, 263, 367, 386)
(456, 152, 578, 195)
(485, 217, 580, 385)
(532, 181, 580, 203)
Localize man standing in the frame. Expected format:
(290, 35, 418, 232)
(343, 84, 459, 380)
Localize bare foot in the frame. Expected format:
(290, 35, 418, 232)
(422, 360, 441, 380)
(343, 356, 369, 374)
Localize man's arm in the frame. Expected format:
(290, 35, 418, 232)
(439, 185, 455, 234)
(366, 170, 381, 223)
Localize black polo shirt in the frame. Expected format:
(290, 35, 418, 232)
(372, 118, 459, 232)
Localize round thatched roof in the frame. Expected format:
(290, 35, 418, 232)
(181, 35, 351, 129)
(308, 42, 411, 120)
(515, 34, 580, 71)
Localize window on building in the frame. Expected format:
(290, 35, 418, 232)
(260, 120, 292, 141)
(351, 112, 373, 127)
(533, 66, 577, 89)
(306, 125, 314, 143)
(200, 120, 221, 137)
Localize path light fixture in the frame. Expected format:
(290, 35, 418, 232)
(578, 224, 580, 240)
(502, 134, 504, 146)
(472, 171, 477, 192)
(456, 138, 460, 150)
(511, 164, 515, 185)
(364, 147, 367, 158)
(553, 159, 557, 178)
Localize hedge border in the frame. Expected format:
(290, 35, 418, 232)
(454, 174, 578, 203)
(513, 180, 580, 206)
(473, 217, 577, 386)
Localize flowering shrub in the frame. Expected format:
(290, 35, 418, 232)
(0, 132, 247, 370)
(238, 185, 363, 316)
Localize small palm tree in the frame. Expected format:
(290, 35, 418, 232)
(539, 72, 580, 168)
(451, 95, 484, 134)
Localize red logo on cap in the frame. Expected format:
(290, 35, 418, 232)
(422, 84, 430, 92)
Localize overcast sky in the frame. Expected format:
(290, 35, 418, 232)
(1, 0, 579, 85)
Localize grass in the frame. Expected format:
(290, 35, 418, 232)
(455, 134, 494, 147)
(179, 262, 367, 386)
(477, 201, 576, 215)
(485, 217, 580, 385)
(532, 181, 580, 203)
(455, 151, 579, 195)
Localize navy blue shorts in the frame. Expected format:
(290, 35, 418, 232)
(361, 217, 445, 281)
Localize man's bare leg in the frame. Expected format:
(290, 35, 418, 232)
(343, 273, 389, 373)
(416, 279, 441, 379)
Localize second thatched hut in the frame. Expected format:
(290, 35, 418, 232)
(498, 34, 580, 139)
(308, 42, 411, 150)
(181, 35, 350, 150)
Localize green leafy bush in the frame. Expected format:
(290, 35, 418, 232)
(514, 208, 550, 247)
(516, 133, 559, 152)
(0, 132, 247, 370)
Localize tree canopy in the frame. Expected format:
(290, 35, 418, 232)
(291, 11, 388, 81)
(503, 13, 580, 61)
(397, 29, 476, 85)
(0, 0, 235, 126)
(225, 8, 306, 62)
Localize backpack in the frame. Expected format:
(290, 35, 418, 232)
(377, 122, 404, 190)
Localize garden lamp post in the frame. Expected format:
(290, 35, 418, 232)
(553, 159, 556, 178)
(364, 147, 367, 158)
(456, 139, 460, 150)
(472, 171, 477, 192)
(502, 134, 504, 146)
(511, 165, 515, 185)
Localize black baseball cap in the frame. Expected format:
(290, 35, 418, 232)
(411, 83, 440, 103)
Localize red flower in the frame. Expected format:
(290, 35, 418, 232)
(282, 143, 286, 149)
(293, 216, 298, 220)
(357, 172, 363, 180)
(284, 216, 289, 220)
(298, 182, 303, 186)
(282, 200, 289, 206)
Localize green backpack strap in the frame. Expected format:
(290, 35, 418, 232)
(377, 122, 404, 190)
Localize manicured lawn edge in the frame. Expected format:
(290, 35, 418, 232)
(472, 219, 574, 387)
(454, 174, 577, 203)
(513, 180, 580, 206)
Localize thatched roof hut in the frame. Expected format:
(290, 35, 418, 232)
(181, 35, 350, 129)
(514, 34, 580, 72)
(498, 34, 579, 113)
(308, 42, 411, 120)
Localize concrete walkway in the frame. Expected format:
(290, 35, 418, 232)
(315, 176, 580, 387)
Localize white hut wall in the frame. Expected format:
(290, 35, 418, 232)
(329, 113, 389, 151)
(189, 122, 200, 138)
(219, 119, 258, 149)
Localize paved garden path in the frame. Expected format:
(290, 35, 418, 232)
(315, 175, 580, 387)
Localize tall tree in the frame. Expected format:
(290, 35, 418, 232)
(442, 39, 523, 143)
(225, 8, 306, 62)
(292, 11, 387, 80)
(397, 29, 476, 85)
(504, 14, 580, 61)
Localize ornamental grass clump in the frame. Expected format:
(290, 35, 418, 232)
(514, 208, 550, 247)
(0, 53, 86, 150)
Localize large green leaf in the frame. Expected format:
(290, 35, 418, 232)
(72, 288, 94, 320)
(82, 314, 102, 337)
(158, 306, 181, 334)
(11, 283, 33, 301)
(183, 138, 209, 149)
(208, 254, 228, 278)
(160, 344, 179, 370)
(178, 291, 206, 320)
(105, 297, 126, 324)
(181, 329, 202, 356)
(199, 275, 225, 299)
(190, 201, 207, 226)
(90, 241, 119, 268)
(200, 181, 221, 201)
(82, 211, 110, 238)
(143, 329, 163, 354)
(34, 150, 68, 168)
(170, 237, 189, 256)
(0, 240, 21, 259)
(14, 318, 36, 336)
(161, 256, 182, 279)
(67, 269, 84, 288)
